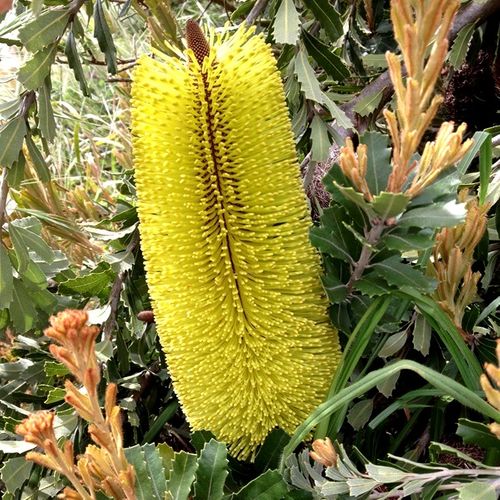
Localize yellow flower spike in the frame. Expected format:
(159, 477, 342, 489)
(131, 22, 340, 459)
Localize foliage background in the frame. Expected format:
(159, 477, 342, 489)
(0, 0, 499, 498)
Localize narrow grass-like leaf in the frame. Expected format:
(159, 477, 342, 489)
(142, 401, 179, 444)
(457, 131, 490, 175)
(273, 0, 300, 45)
(479, 132, 492, 205)
(25, 134, 50, 182)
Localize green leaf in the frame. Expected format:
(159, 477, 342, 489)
(353, 87, 384, 117)
(166, 451, 198, 500)
(18, 44, 57, 91)
(38, 78, 56, 142)
(321, 274, 348, 303)
(371, 192, 409, 218)
(457, 418, 500, 450)
(0, 117, 27, 167)
(398, 201, 466, 228)
(378, 330, 407, 358)
(360, 132, 392, 196)
(457, 131, 490, 175)
(7, 153, 25, 188)
(302, 0, 343, 42)
(142, 401, 179, 444)
(355, 275, 391, 296)
(44, 387, 66, 403)
(365, 464, 407, 483)
(65, 29, 90, 97)
(125, 444, 166, 500)
(58, 262, 115, 296)
(0, 457, 32, 494)
(8, 223, 30, 272)
(370, 257, 435, 293)
(333, 184, 375, 217)
(10, 279, 37, 332)
(233, 470, 289, 499)
(322, 93, 353, 130)
(295, 48, 323, 103)
(0, 98, 21, 119)
(448, 23, 475, 69)
(25, 134, 50, 182)
(0, 244, 13, 309)
(384, 229, 434, 252)
(19, 8, 69, 52)
(302, 30, 349, 81)
(347, 399, 373, 430)
(273, 0, 300, 45)
(429, 442, 484, 468)
(458, 482, 496, 500)
(254, 429, 290, 473)
(412, 313, 431, 356)
(9, 220, 55, 263)
(194, 439, 228, 500)
(44, 361, 70, 377)
(479, 132, 492, 206)
(93, 0, 117, 74)
(310, 115, 330, 162)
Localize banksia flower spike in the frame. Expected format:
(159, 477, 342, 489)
(132, 22, 340, 459)
(480, 340, 500, 439)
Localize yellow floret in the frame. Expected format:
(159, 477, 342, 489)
(132, 24, 341, 459)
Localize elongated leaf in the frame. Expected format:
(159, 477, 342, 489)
(194, 439, 228, 500)
(457, 131, 490, 175)
(38, 79, 56, 143)
(378, 330, 408, 358)
(93, 0, 117, 74)
(0, 98, 20, 119)
(0, 244, 13, 308)
(448, 23, 475, 69)
(125, 444, 166, 500)
(412, 313, 431, 356)
(65, 29, 90, 96)
(322, 274, 348, 303)
(19, 8, 69, 52)
(458, 482, 496, 500)
(18, 45, 57, 90)
(233, 470, 288, 499)
(7, 153, 25, 188)
(360, 131, 392, 196)
(273, 0, 300, 45)
(166, 451, 198, 500)
(479, 132, 492, 205)
(310, 115, 330, 162)
(0, 117, 27, 167)
(58, 262, 115, 296)
(353, 86, 384, 117)
(0, 457, 32, 494)
(9, 220, 55, 262)
(347, 399, 373, 430)
(25, 134, 50, 181)
(371, 192, 409, 218)
(281, 359, 500, 470)
(302, 30, 349, 81)
(302, 0, 343, 42)
(457, 418, 500, 450)
(398, 201, 466, 228)
(322, 93, 353, 130)
(8, 223, 30, 271)
(384, 229, 434, 252)
(295, 48, 323, 103)
(10, 279, 37, 332)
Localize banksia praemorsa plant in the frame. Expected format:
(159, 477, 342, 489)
(480, 340, 500, 439)
(430, 193, 489, 333)
(131, 22, 340, 459)
(16, 310, 135, 499)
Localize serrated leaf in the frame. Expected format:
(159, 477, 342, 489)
(353, 87, 384, 117)
(93, 0, 117, 74)
(398, 201, 466, 228)
(65, 29, 90, 96)
(10, 279, 37, 332)
(302, 30, 349, 81)
(302, 0, 343, 42)
(44, 361, 70, 377)
(0, 116, 27, 167)
(38, 78, 56, 142)
(310, 115, 330, 162)
(378, 330, 408, 358)
(355, 275, 392, 296)
(361, 54, 388, 69)
(18, 45, 57, 91)
(448, 23, 476, 69)
(360, 132, 392, 196)
(457, 418, 500, 450)
(273, 0, 300, 45)
(371, 257, 435, 293)
(458, 482, 496, 500)
(7, 153, 25, 188)
(233, 470, 289, 499)
(0, 457, 32, 494)
(166, 451, 198, 500)
(125, 444, 166, 500)
(58, 262, 115, 296)
(194, 439, 228, 500)
(254, 429, 290, 473)
(334, 184, 375, 217)
(8, 223, 30, 271)
(0, 244, 13, 308)
(384, 229, 434, 252)
(25, 134, 50, 181)
(365, 464, 406, 483)
(44, 387, 65, 403)
(371, 192, 409, 218)
(376, 368, 400, 397)
(321, 274, 347, 303)
(295, 48, 324, 103)
(412, 313, 431, 356)
(19, 8, 69, 52)
(322, 93, 353, 130)
(9, 220, 55, 262)
(347, 399, 373, 430)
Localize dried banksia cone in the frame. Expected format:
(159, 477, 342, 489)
(132, 23, 340, 459)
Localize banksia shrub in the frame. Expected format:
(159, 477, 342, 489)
(131, 23, 340, 459)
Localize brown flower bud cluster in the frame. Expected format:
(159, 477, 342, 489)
(480, 340, 500, 439)
(431, 193, 489, 332)
(16, 310, 135, 500)
(309, 437, 338, 468)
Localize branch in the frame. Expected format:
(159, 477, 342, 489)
(333, 0, 500, 141)
(246, 0, 269, 25)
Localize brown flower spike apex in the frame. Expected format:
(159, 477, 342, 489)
(132, 21, 340, 459)
(16, 310, 135, 500)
